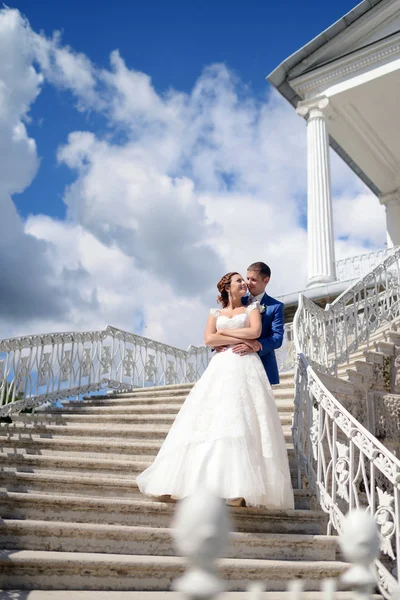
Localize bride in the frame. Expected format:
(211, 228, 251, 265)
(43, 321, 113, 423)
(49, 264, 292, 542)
(136, 272, 294, 508)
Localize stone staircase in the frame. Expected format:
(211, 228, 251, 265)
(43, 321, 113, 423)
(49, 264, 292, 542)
(313, 322, 400, 457)
(0, 362, 370, 594)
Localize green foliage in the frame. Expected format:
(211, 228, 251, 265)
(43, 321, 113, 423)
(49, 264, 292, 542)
(383, 356, 392, 392)
(0, 380, 24, 405)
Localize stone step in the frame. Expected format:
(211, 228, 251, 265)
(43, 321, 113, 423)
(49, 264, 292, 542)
(13, 413, 294, 426)
(0, 550, 347, 591)
(0, 466, 302, 497)
(65, 394, 191, 407)
(0, 442, 299, 467)
(0, 452, 152, 475)
(335, 336, 392, 375)
(105, 374, 295, 398)
(66, 387, 295, 408)
(1, 449, 165, 463)
(0, 470, 307, 505)
(59, 402, 193, 413)
(56, 392, 294, 415)
(0, 436, 166, 456)
(0, 434, 294, 458)
(0, 493, 326, 533)
(0, 593, 381, 600)
(0, 519, 338, 560)
(0, 453, 290, 477)
(0, 422, 293, 442)
(115, 383, 196, 395)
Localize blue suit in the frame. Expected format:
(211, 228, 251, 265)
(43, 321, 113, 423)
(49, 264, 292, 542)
(256, 293, 284, 385)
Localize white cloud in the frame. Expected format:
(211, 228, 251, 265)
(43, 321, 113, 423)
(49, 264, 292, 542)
(0, 6, 389, 349)
(0, 10, 75, 335)
(334, 191, 386, 249)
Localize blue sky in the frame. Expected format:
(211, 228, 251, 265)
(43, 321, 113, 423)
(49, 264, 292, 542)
(0, 1, 387, 346)
(10, 0, 358, 221)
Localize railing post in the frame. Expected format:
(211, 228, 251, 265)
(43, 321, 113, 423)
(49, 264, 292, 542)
(171, 488, 230, 599)
(340, 509, 380, 600)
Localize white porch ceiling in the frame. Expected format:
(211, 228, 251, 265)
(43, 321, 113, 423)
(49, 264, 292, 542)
(330, 68, 400, 194)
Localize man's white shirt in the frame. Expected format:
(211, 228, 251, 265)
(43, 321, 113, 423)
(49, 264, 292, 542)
(250, 292, 265, 303)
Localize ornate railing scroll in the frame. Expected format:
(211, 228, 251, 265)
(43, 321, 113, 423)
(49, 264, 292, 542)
(0, 320, 295, 417)
(296, 246, 400, 375)
(276, 322, 295, 372)
(0, 325, 211, 417)
(335, 247, 395, 282)
(293, 356, 400, 598)
(292, 248, 400, 598)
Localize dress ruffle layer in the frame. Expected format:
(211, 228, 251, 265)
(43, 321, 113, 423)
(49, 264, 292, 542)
(136, 436, 293, 508)
(137, 342, 294, 509)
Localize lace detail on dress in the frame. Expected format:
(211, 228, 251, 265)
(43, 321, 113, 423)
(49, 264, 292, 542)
(246, 301, 260, 315)
(216, 312, 249, 331)
(209, 308, 221, 319)
(136, 325, 295, 508)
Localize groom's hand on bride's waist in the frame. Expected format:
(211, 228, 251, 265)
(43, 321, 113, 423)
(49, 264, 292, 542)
(232, 341, 262, 356)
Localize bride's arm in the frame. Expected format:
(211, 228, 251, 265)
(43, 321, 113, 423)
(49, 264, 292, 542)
(219, 310, 262, 340)
(204, 315, 253, 347)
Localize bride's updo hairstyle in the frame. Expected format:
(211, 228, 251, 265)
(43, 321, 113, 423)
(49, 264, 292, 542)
(217, 272, 239, 308)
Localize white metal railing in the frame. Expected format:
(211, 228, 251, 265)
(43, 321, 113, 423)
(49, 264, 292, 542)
(172, 488, 382, 600)
(296, 246, 400, 375)
(293, 247, 400, 598)
(0, 325, 210, 417)
(335, 247, 396, 282)
(0, 323, 295, 416)
(276, 322, 295, 372)
(335, 247, 397, 282)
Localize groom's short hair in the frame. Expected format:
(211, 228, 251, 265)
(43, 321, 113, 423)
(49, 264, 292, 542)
(248, 262, 271, 279)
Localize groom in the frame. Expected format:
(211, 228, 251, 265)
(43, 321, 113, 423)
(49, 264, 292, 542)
(234, 261, 284, 385)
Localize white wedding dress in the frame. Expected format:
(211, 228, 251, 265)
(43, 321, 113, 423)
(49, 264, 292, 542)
(136, 303, 294, 508)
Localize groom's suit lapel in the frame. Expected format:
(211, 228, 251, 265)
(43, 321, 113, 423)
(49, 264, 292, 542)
(260, 293, 271, 335)
(260, 293, 270, 333)
(260, 292, 268, 314)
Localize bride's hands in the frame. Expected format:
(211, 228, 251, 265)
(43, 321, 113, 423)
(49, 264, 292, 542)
(232, 340, 262, 356)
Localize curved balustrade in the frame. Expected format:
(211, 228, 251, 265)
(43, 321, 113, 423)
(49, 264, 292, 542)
(293, 248, 400, 598)
(296, 246, 400, 374)
(276, 322, 295, 372)
(335, 247, 395, 282)
(0, 326, 211, 417)
(0, 323, 296, 417)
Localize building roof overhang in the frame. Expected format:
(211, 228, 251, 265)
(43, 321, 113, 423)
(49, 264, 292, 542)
(267, 0, 400, 197)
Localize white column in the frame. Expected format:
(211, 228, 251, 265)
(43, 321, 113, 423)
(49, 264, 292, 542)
(297, 97, 336, 287)
(380, 190, 400, 248)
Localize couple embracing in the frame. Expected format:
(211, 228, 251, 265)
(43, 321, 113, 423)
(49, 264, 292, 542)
(137, 262, 294, 509)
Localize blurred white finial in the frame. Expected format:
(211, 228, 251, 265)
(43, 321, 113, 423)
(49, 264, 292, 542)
(339, 509, 380, 600)
(287, 579, 304, 600)
(171, 488, 231, 600)
(391, 584, 400, 600)
(247, 582, 265, 600)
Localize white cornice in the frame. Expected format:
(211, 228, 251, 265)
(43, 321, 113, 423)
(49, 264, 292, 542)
(289, 0, 400, 80)
(290, 32, 400, 96)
